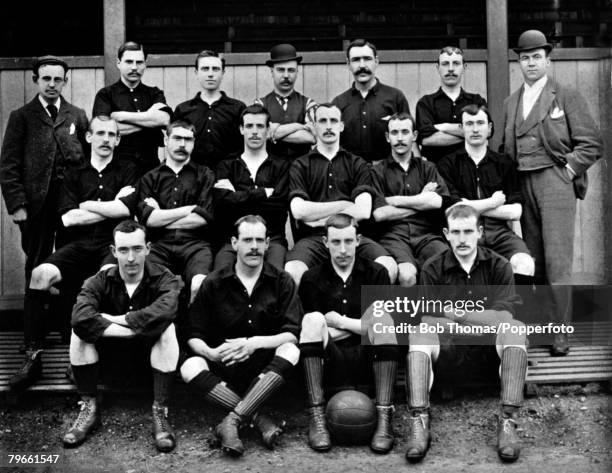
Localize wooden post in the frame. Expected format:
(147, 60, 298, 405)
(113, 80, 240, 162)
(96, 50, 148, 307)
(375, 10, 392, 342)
(486, 0, 509, 151)
(103, 0, 126, 86)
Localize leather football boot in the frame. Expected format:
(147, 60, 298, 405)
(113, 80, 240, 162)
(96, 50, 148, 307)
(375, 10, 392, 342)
(307, 405, 331, 452)
(152, 403, 176, 453)
(9, 349, 42, 392)
(63, 397, 100, 447)
(215, 411, 245, 456)
(252, 413, 286, 449)
(497, 415, 521, 462)
(550, 332, 570, 356)
(405, 411, 431, 462)
(370, 405, 394, 453)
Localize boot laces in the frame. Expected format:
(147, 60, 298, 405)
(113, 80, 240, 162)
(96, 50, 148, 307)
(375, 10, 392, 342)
(153, 405, 171, 432)
(73, 399, 94, 430)
(501, 417, 518, 434)
(309, 406, 327, 434)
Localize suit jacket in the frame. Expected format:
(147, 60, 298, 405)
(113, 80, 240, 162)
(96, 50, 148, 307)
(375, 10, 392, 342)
(0, 95, 88, 215)
(501, 78, 602, 199)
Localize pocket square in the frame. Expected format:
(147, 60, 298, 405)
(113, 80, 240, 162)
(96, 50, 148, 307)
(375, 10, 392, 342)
(550, 107, 565, 119)
(69, 123, 75, 135)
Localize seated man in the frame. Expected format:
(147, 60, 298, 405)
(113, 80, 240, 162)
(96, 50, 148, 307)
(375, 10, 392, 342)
(405, 204, 527, 463)
(437, 104, 534, 282)
(371, 112, 450, 287)
(284, 103, 396, 285)
(9, 116, 138, 391)
(138, 120, 216, 302)
(64, 220, 183, 452)
(180, 215, 301, 457)
(214, 104, 291, 270)
(299, 214, 399, 453)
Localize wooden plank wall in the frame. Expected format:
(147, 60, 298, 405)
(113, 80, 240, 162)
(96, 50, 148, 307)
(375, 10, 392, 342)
(0, 56, 608, 308)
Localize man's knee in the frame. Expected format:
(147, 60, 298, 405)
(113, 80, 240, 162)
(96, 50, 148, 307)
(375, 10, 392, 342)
(284, 260, 308, 285)
(190, 274, 206, 301)
(275, 342, 300, 365)
(495, 319, 527, 355)
(156, 324, 178, 348)
(375, 256, 398, 283)
(510, 253, 535, 276)
(300, 312, 327, 341)
(180, 356, 209, 383)
(29, 263, 61, 290)
(69, 330, 97, 363)
(397, 262, 417, 287)
(408, 343, 440, 362)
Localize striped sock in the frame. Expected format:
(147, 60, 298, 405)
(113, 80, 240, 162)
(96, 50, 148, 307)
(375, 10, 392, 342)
(189, 370, 241, 410)
(234, 371, 285, 418)
(373, 359, 398, 406)
(500, 347, 527, 407)
(407, 351, 430, 410)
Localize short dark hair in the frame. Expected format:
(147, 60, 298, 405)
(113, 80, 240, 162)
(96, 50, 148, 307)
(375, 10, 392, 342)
(113, 220, 147, 240)
(313, 103, 340, 121)
(460, 104, 494, 138)
(240, 104, 271, 126)
(32, 55, 69, 76)
(88, 115, 118, 134)
(386, 112, 416, 131)
(438, 46, 465, 63)
(194, 50, 225, 70)
(118, 41, 146, 60)
(325, 213, 358, 236)
(233, 215, 268, 238)
(166, 119, 196, 136)
(445, 204, 481, 226)
(346, 39, 378, 59)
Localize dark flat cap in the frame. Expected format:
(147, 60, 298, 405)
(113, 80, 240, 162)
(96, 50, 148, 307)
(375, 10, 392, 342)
(513, 30, 553, 54)
(33, 55, 69, 74)
(266, 44, 302, 66)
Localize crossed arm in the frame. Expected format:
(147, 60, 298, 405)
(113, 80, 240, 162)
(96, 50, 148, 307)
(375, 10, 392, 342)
(290, 192, 372, 226)
(61, 186, 134, 227)
(111, 103, 170, 136)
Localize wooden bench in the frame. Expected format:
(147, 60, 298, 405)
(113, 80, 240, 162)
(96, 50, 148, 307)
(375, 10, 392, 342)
(1, 322, 611, 395)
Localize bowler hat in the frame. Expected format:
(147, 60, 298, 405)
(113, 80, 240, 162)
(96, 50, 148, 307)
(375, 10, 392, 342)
(513, 30, 553, 54)
(266, 44, 302, 66)
(33, 55, 69, 74)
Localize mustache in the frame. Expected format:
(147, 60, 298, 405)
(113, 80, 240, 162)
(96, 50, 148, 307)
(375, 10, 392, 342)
(355, 67, 371, 75)
(246, 251, 262, 256)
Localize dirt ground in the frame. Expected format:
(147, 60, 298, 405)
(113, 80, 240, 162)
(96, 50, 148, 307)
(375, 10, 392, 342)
(1, 383, 610, 473)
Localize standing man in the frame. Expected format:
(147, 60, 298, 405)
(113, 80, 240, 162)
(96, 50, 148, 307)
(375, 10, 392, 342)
(93, 41, 172, 175)
(137, 120, 216, 302)
(174, 50, 245, 170)
(298, 214, 398, 453)
(416, 46, 487, 164)
(501, 30, 602, 355)
(438, 104, 534, 281)
(180, 215, 301, 457)
(0, 55, 88, 282)
(64, 220, 182, 452)
(255, 44, 316, 160)
(214, 105, 291, 270)
(405, 205, 527, 463)
(8, 116, 138, 391)
(284, 103, 397, 285)
(371, 112, 450, 287)
(332, 39, 410, 163)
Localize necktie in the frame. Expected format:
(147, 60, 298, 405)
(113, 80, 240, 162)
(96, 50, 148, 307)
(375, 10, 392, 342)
(47, 104, 58, 122)
(280, 96, 288, 111)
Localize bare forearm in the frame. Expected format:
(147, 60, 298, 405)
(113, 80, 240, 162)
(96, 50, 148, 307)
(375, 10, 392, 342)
(79, 200, 130, 219)
(373, 205, 416, 222)
(291, 198, 352, 221)
(166, 213, 207, 229)
(187, 338, 213, 358)
(482, 203, 522, 220)
(116, 122, 143, 136)
(387, 192, 441, 210)
(422, 131, 463, 147)
(112, 110, 170, 128)
(249, 332, 297, 350)
(335, 316, 363, 335)
(147, 206, 194, 227)
(61, 209, 106, 227)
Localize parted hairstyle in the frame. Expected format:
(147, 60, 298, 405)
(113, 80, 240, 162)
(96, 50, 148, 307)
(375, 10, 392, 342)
(113, 220, 148, 240)
(194, 49, 226, 70)
(240, 104, 271, 126)
(233, 215, 269, 238)
(118, 41, 146, 60)
(386, 112, 416, 131)
(324, 213, 359, 236)
(346, 38, 378, 59)
(445, 204, 481, 226)
(460, 103, 494, 138)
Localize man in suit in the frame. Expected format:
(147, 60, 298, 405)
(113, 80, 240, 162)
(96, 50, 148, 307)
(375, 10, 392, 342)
(1, 56, 88, 285)
(501, 30, 602, 355)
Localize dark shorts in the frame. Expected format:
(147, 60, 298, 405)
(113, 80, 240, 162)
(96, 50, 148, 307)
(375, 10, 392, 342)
(149, 231, 213, 286)
(379, 231, 447, 266)
(482, 224, 530, 261)
(287, 235, 389, 268)
(96, 337, 157, 386)
(434, 343, 500, 386)
(179, 349, 275, 394)
(45, 238, 116, 280)
(323, 336, 374, 393)
(213, 237, 287, 272)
